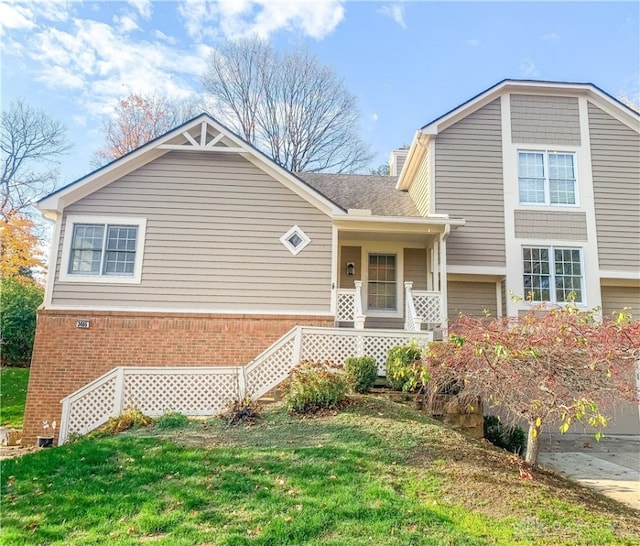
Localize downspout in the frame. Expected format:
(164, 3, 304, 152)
(439, 224, 451, 334)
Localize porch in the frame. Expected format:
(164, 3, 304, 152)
(333, 225, 451, 333)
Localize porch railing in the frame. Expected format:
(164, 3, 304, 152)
(405, 282, 444, 331)
(58, 326, 432, 444)
(336, 281, 365, 329)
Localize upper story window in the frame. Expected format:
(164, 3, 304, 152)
(60, 216, 146, 283)
(522, 246, 583, 304)
(518, 151, 577, 206)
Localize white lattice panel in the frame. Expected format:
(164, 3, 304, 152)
(246, 336, 296, 399)
(67, 376, 118, 436)
(123, 372, 239, 415)
(361, 335, 427, 375)
(300, 333, 359, 365)
(413, 293, 443, 324)
(336, 291, 355, 321)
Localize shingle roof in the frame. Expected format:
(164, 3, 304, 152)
(297, 173, 422, 217)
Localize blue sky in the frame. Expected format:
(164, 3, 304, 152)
(2, 0, 639, 184)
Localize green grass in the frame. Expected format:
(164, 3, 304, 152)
(0, 367, 29, 428)
(1, 397, 638, 545)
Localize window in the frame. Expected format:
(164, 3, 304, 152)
(522, 246, 583, 303)
(279, 225, 310, 255)
(60, 216, 146, 283)
(518, 151, 577, 206)
(368, 254, 396, 310)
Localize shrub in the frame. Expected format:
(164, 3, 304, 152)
(222, 396, 262, 426)
(0, 279, 43, 366)
(344, 356, 378, 393)
(385, 344, 424, 391)
(483, 415, 527, 456)
(93, 408, 153, 436)
(156, 412, 190, 430)
(284, 360, 349, 414)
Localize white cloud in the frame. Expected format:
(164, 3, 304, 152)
(541, 32, 559, 42)
(114, 14, 140, 33)
(371, 112, 379, 122)
(153, 29, 178, 44)
(127, 0, 152, 19)
(465, 38, 480, 47)
(179, 0, 345, 41)
(519, 57, 540, 78)
(10, 17, 206, 117)
(378, 3, 406, 30)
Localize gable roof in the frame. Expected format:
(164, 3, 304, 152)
(398, 79, 640, 190)
(298, 173, 421, 217)
(37, 113, 345, 219)
(420, 79, 640, 135)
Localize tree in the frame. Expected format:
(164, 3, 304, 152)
(0, 211, 45, 281)
(0, 278, 44, 366)
(94, 93, 201, 164)
(202, 39, 372, 173)
(369, 164, 390, 175)
(422, 302, 639, 466)
(1, 99, 71, 217)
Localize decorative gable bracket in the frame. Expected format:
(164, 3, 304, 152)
(157, 121, 246, 153)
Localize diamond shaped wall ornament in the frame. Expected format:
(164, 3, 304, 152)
(280, 225, 311, 255)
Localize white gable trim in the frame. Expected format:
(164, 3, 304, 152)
(420, 80, 640, 137)
(38, 114, 344, 218)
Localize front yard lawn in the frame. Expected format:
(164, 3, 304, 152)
(1, 397, 638, 545)
(0, 367, 29, 428)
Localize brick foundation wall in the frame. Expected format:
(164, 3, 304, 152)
(23, 309, 333, 445)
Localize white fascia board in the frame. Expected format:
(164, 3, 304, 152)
(37, 115, 215, 214)
(447, 265, 507, 277)
(42, 304, 335, 316)
(396, 131, 429, 191)
(333, 216, 465, 235)
(419, 80, 640, 137)
(599, 270, 640, 281)
(37, 113, 344, 218)
(241, 155, 345, 217)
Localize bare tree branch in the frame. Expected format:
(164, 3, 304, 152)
(1, 99, 71, 217)
(202, 39, 373, 173)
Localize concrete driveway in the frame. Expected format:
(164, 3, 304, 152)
(539, 433, 640, 511)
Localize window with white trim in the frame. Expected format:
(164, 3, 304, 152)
(367, 253, 397, 311)
(522, 246, 583, 304)
(518, 151, 577, 206)
(60, 216, 146, 283)
(279, 225, 310, 255)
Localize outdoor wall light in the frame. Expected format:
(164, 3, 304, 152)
(346, 262, 355, 276)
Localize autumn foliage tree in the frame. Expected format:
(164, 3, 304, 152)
(422, 303, 639, 465)
(0, 212, 45, 366)
(94, 93, 200, 164)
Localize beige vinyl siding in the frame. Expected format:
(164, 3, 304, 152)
(514, 210, 588, 240)
(339, 246, 361, 288)
(408, 145, 430, 216)
(588, 102, 640, 272)
(53, 151, 333, 312)
(601, 285, 640, 319)
(447, 281, 497, 319)
(404, 248, 427, 290)
(511, 95, 581, 145)
(435, 99, 506, 266)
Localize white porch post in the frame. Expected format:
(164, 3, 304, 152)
(439, 226, 450, 332)
(353, 280, 366, 329)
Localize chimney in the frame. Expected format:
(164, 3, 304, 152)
(388, 149, 409, 176)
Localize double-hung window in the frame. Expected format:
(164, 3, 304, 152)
(522, 246, 584, 304)
(367, 253, 397, 311)
(518, 151, 577, 206)
(60, 216, 146, 283)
